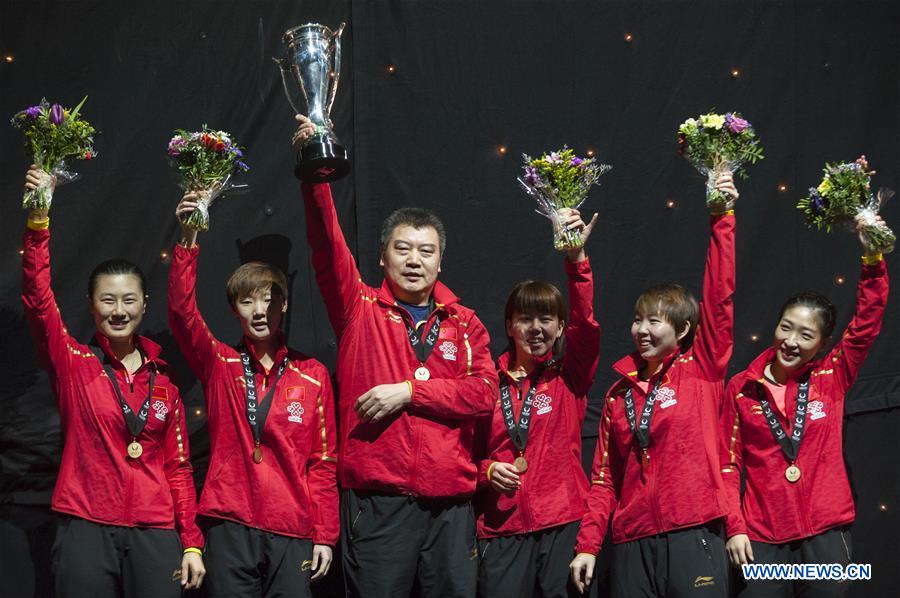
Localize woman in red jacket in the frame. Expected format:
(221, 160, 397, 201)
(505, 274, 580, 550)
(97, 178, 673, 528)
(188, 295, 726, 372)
(476, 208, 600, 598)
(569, 172, 739, 597)
(721, 219, 889, 597)
(20, 166, 205, 597)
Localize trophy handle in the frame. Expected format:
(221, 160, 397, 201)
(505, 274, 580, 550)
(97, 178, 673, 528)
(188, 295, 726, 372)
(273, 57, 304, 116)
(326, 22, 346, 120)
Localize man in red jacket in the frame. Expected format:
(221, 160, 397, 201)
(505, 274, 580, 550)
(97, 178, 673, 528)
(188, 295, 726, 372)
(168, 195, 339, 598)
(294, 115, 499, 598)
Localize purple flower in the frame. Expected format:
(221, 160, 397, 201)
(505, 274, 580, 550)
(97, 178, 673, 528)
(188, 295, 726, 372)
(570, 157, 584, 167)
(49, 104, 65, 125)
(235, 160, 250, 171)
(546, 152, 561, 165)
(808, 189, 825, 214)
(167, 136, 186, 157)
(524, 165, 539, 186)
(25, 105, 42, 118)
(726, 114, 749, 134)
(231, 147, 244, 158)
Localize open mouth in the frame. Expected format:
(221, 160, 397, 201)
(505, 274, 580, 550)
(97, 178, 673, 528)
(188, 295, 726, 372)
(108, 321, 129, 331)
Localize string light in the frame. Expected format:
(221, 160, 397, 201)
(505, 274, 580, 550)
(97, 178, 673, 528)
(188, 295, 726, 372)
(386, 64, 396, 74)
(834, 275, 846, 286)
(4, 54, 14, 64)
(585, 149, 595, 158)
(778, 184, 788, 192)
(750, 334, 759, 342)
(666, 199, 676, 209)
(497, 145, 508, 156)
(18, 248, 24, 256)
(624, 33, 633, 42)
(159, 250, 170, 262)
(730, 68, 741, 78)
(879, 503, 888, 512)
(194, 408, 204, 417)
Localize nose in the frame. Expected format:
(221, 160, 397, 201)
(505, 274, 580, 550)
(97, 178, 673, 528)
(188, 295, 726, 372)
(112, 301, 126, 316)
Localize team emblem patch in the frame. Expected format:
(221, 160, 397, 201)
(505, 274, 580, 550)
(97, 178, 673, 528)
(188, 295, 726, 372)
(152, 399, 168, 422)
(658, 387, 677, 409)
(287, 401, 304, 423)
(439, 340, 458, 361)
(808, 400, 826, 420)
(534, 393, 553, 415)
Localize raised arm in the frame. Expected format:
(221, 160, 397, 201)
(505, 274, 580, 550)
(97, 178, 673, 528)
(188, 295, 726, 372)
(300, 181, 364, 338)
(21, 168, 72, 388)
(829, 253, 889, 392)
(693, 208, 736, 381)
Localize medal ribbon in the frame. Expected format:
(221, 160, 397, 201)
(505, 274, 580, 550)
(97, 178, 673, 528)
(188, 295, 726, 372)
(623, 354, 679, 449)
(241, 348, 288, 450)
(758, 379, 810, 463)
(90, 343, 155, 440)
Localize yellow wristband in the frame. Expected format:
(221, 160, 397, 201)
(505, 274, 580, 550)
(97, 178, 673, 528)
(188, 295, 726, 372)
(405, 379, 413, 399)
(183, 547, 203, 556)
(486, 462, 497, 482)
(711, 209, 735, 217)
(26, 217, 49, 231)
(862, 253, 884, 266)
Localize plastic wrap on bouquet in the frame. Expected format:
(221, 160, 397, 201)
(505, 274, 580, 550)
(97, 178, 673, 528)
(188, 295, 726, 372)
(854, 189, 895, 254)
(700, 161, 740, 213)
(178, 174, 250, 232)
(517, 148, 611, 252)
(22, 164, 81, 211)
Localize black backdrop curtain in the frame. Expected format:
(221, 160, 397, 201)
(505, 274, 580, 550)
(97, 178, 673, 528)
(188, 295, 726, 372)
(1, 1, 898, 596)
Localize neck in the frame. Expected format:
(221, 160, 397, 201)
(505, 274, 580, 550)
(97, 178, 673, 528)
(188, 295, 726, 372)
(249, 336, 279, 369)
(766, 362, 789, 385)
(390, 280, 433, 307)
(511, 351, 541, 376)
(107, 336, 137, 363)
(639, 359, 663, 381)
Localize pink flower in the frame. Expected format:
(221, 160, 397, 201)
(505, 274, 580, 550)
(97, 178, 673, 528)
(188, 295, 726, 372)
(726, 114, 749, 134)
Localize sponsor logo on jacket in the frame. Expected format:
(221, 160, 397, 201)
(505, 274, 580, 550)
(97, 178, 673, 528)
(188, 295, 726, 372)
(658, 386, 677, 409)
(287, 401, 304, 424)
(439, 340, 458, 361)
(152, 399, 169, 422)
(534, 393, 553, 415)
(808, 400, 826, 420)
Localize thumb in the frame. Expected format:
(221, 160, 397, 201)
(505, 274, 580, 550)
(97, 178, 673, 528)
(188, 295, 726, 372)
(585, 213, 599, 234)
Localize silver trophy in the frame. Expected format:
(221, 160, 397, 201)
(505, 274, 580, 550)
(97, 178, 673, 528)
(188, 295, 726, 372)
(275, 22, 349, 182)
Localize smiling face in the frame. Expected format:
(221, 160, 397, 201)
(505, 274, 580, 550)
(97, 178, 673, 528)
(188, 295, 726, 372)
(232, 284, 287, 342)
(771, 305, 829, 374)
(89, 273, 146, 340)
(380, 224, 442, 305)
(507, 311, 565, 363)
(631, 311, 688, 364)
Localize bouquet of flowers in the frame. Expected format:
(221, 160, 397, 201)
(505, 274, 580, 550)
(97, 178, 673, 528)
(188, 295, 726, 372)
(677, 111, 764, 212)
(11, 97, 96, 210)
(797, 155, 895, 253)
(167, 126, 249, 231)
(518, 147, 612, 251)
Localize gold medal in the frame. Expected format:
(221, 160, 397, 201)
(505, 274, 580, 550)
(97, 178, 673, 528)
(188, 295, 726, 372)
(513, 456, 528, 473)
(785, 464, 801, 483)
(127, 441, 143, 459)
(252, 445, 263, 464)
(414, 366, 431, 381)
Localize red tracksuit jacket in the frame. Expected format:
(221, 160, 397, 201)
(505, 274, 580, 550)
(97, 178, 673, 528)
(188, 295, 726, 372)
(720, 258, 889, 544)
(576, 213, 735, 554)
(168, 244, 339, 544)
(21, 228, 203, 549)
(301, 182, 499, 498)
(475, 258, 600, 538)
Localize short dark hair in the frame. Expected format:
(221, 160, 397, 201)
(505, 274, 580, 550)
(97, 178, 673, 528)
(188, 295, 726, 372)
(505, 280, 568, 354)
(380, 207, 447, 254)
(225, 262, 288, 308)
(634, 283, 699, 348)
(778, 291, 837, 338)
(88, 259, 147, 298)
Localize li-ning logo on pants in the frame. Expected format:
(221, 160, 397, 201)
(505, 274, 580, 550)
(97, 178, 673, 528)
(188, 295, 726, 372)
(694, 575, 715, 588)
(152, 400, 168, 422)
(287, 401, 304, 423)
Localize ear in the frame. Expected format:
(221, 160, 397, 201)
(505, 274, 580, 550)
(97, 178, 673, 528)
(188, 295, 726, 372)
(676, 321, 692, 342)
(505, 319, 514, 339)
(555, 320, 566, 339)
(86, 294, 95, 313)
(141, 295, 148, 315)
(379, 246, 385, 268)
(281, 299, 288, 314)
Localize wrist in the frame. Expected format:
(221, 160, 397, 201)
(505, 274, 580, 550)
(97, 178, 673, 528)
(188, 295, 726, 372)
(710, 208, 735, 217)
(862, 252, 884, 266)
(486, 461, 497, 481)
(183, 547, 203, 555)
(26, 214, 50, 230)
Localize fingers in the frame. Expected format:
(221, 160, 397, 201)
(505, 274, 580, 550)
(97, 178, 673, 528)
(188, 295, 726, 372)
(746, 542, 754, 563)
(570, 562, 586, 594)
(180, 560, 189, 586)
(311, 548, 321, 575)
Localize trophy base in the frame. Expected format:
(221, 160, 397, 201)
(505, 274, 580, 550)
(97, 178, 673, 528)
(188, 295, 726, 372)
(294, 137, 350, 183)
